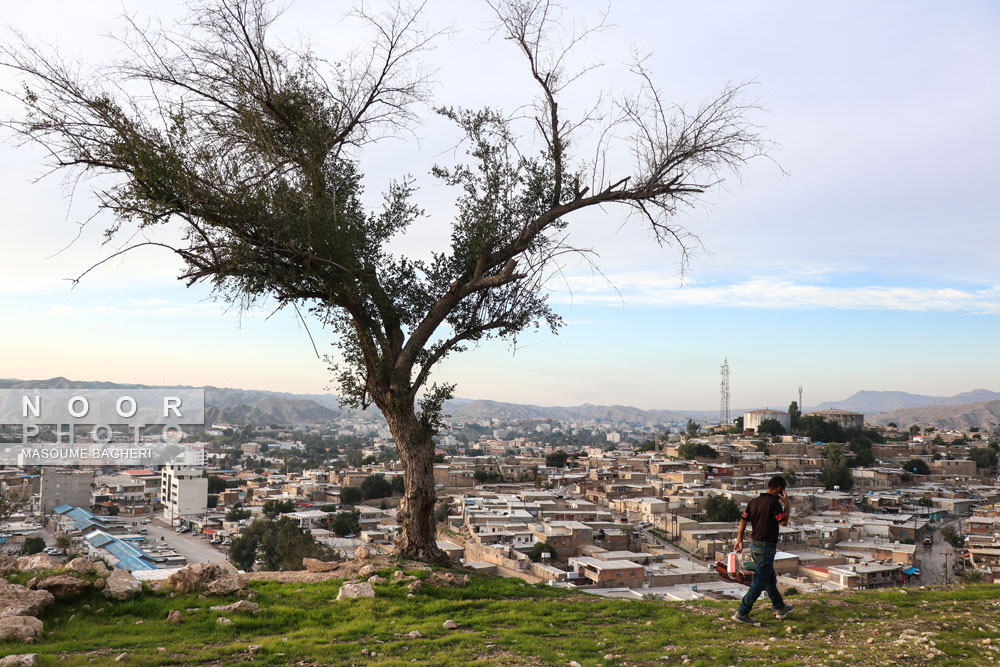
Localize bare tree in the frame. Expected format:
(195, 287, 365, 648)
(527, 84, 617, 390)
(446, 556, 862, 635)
(1, 0, 769, 560)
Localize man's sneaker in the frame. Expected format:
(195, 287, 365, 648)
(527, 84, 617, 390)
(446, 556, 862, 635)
(774, 604, 795, 619)
(732, 612, 760, 626)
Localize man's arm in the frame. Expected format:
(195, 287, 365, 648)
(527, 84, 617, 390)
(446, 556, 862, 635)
(776, 491, 791, 526)
(734, 518, 748, 552)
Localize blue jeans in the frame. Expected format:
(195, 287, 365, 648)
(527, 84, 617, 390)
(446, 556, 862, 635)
(737, 541, 785, 615)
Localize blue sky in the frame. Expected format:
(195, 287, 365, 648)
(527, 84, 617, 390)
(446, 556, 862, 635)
(1, 1, 998, 411)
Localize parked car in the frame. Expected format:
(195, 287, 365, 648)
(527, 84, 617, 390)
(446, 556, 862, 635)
(141, 518, 152, 524)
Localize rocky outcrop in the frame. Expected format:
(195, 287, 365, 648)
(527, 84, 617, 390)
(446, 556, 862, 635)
(302, 558, 339, 573)
(0, 653, 38, 666)
(165, 563, 225, 593)
(0, 580, 54, 619)
(336, 582, 375, 600)
(92, 561, 111, 577)
(205, 574, 244, 596)
(0, 616, 43, 642)
(103, 570, 142, 601)
(0, 556, 19, 576)
(36, 574, 91, 600)
(358, 564, 379, 578)
(209, 600, 259, 613)
(15, 554, 60, 572)
(354, 545, 373, 560)
(65, 558, 95, 575)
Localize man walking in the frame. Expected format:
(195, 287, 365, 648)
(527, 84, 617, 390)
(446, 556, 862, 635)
(732, 475, 795, 625)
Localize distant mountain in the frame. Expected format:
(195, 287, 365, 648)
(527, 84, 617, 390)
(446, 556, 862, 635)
(867, 400, 1000, 430)
(0, 377, 716, 426)
(812, 389, 1000, 414)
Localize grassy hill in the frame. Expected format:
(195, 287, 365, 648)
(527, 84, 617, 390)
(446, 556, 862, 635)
(3, 566, 999, 666)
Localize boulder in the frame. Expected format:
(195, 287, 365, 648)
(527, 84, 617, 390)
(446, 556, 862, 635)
(0, 556, 19, 576)
(166, 610, 183, 624)
(216, 617, 231, 626)
(205, 575, 244, 596)
(165, 563, 225, 593)
(0, 580, 54, 619)
(209, 600, 259, 614)
(443, 619, 459, 630)
(367, 576, 386, 585)
(354, 545, 373, 560)
(0, 654, 38, 667)
(114, 653, 128, 662)
(93, 578, 105, 590)
(36, 575, 91, 600)
(93, 561, 111, 577)
(407, 580, 422, 594)
(336, 582, 375, 600)
(302, 558, 339, 573)
(65, 558, 95, 575)
(406, 630, 423, 639)
(15, 554, 60, 572)
(358, 564, 379, 578)
(103, 570, 142, 601)
(0, 616, 43, 642)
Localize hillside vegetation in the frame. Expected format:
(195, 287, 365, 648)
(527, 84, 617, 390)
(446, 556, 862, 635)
(2, 565, 999, 666)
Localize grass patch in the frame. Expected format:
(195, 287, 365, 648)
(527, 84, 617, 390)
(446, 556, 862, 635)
(1, 571, 998, 665)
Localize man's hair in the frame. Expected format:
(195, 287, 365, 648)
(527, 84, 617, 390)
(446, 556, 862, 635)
(767, 475, 787, 491)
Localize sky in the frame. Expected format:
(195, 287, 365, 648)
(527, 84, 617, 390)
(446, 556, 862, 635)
(1, 1, 998, 412)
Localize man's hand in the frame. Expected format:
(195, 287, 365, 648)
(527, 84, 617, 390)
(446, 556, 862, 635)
(734, 538, 743, 553)
(778, 491, 791, 505)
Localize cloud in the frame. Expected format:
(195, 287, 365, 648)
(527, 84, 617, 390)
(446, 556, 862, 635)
(551, 274, 1000, 314)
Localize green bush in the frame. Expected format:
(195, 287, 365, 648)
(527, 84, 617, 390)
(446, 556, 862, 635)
(20, 536, 45, 554)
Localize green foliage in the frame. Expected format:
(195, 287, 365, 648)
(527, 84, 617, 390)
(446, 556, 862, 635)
(390, 475, 405, 495)
(917, 497, 934, 507)
(940, 526, 964, 548)
(360, 474, 392, 500)
(678, 442, 718, 460)
(782, 469, 798, 487)
(704, 495, 741, 522)
(908, 425, 921, 436)
(263, 499, 295, 519)
(229, 517, 337, 571)
(529, 541, 557, 562)
(685, 419, 700, 438)
(757, 418, 785, 436)
(207, 494, 218, 509)
(20, 536, 44, 554)
(339, 487, 363, 505)
(788, 401, 801, 431)
(904, 459, 931, 476)
(474, 469, 501, 483)
(207, 476, 228, 494)
(545, 451, 569, 468)
(732, 415, 744, 433)
(820, 444, 854, 491)
(226, 505, 251, 522)
(330, 510, 361, 537)
(435, 501, 451, 523)
(961, 569, 986, 583)
(847, 436, 875, 467)
(799, 416, 844, 443)
(969, 447, 998, 469)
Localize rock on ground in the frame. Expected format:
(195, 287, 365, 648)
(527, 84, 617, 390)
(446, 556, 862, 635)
(92, 561, 111, 577)
(216, 617, 231, 625)
(15, 555, 61, 572)
(336, 582, 375, 600)
(443, 619, 459, 630)
(0, 654, 38, 667)
(166, 563, 225, 593)
(0, 580, 54, 619)
(65, 558, 95, 575)
(358, 564, 379, 578)
(103, 570, 142, 601)
(167, 610, 183, 624)
(354, 545, 373, 560)
(209, 600, 259, 613)
(36, 574, 91, 600)
(302, 558, 340, 573)
(0, 616, 43, 642)
(205, 574, 245, 596)
(0, 556, 20, 576)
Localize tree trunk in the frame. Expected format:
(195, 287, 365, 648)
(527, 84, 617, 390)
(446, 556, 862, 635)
(384, 408, 447, 562)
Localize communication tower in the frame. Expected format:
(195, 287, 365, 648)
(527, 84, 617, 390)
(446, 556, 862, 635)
(720, 357, 731, 426)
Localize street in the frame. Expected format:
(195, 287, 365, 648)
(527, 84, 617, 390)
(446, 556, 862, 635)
(916, 519, 963, 585)
(142, 519, 235, 572)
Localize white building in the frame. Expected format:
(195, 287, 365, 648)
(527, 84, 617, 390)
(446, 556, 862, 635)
(160, 465, 208, 524)
(743, 409, 791, 435)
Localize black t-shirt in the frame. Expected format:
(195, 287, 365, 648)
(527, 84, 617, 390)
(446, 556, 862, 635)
(741, 493, 787, 544)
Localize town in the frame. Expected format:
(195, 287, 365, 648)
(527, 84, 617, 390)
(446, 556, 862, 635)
(3, 401, 998, 606)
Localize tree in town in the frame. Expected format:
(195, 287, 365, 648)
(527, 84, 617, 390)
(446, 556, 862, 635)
(820, 444, 854, 491)
(940, 525, 964, 549)
(847, 436, 875, 468)
(686, 420, 701, 439)
(678, 442, 718, 460)
(704, 494, 741, 522)
(529, 541, 557, 562)
(799, 416, 845, 443)
(330, 510, 361, 537)
(904, 459, 931, 476)
(391, 475, 405, 495)
(339, 487, 364, 506)
(0, 486, 31, 533)
(782, 469, 798, 487)
(20, 536, 44, 555)
(757, 418, 785, 437)
(908, 425, 921, 437)
(788, 401, 801, 431)
(360, 474, 393, 500)
(106, 505, 120, 517)
(733, 415, 745, 433)
(262, 498, 295, 519)
(229, 517, 337, 571)
(545, 451, 569, 468)
(207, 476, 228, 494)
(226, 505, 251, 522)
(434, 500, 451, 524)
(916, 497, 934, 507)
(969, 447, 998, 470)
(1, 0, 767, 559)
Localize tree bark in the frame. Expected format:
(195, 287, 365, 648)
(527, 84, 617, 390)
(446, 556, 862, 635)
(383, 407, 447, 562)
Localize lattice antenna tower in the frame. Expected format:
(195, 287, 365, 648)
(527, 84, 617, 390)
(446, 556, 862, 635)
(720, 357, 731, 426)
